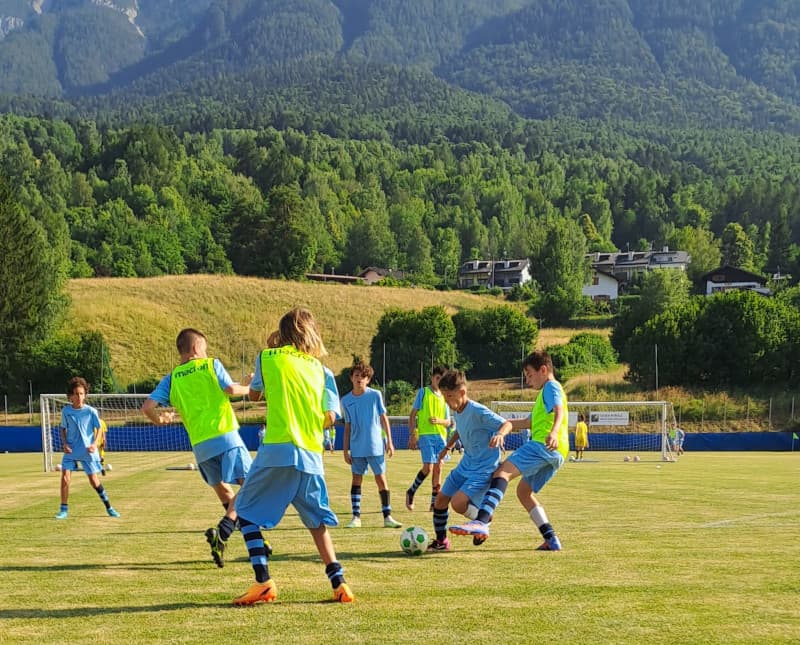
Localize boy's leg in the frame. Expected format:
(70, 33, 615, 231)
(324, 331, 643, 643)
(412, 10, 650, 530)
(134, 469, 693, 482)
(310, 525, 354, 602)
(347, 473, 363, 528)
(430, 462, 442, 512)
(406, 462, 431, 510)
(206, 482, 240, 567)
(428, 490, 452, 551)
(232, 518, 277, 604)
(56, 468, 71, 519)
(517, 480, 561, 551)
(449, 461, 520, 540)
(88, 471, 120, 517)
(375, 474, 401, 528)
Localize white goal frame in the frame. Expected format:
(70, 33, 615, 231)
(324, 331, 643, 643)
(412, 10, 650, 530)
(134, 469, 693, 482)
(491, 400, 676, 461)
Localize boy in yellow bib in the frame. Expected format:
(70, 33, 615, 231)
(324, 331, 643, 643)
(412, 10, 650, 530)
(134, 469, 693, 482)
(142, 328, 252, 568)
(232, 308, 354, 604)
(405, 366, 452, 512)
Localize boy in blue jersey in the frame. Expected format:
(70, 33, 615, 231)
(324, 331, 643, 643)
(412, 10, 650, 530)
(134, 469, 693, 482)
(406, 366, 453, 512)
(341, 360, 402, 529)
(232, 308, 353, 604)
(450, 351, 568, 551)
(142, 328, 253, 568)
(55, 377, 120, 519)
(428, 369, 512, 551)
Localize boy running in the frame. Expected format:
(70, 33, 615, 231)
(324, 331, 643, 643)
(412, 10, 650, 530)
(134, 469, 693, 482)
(142, 328, 252, 567)
(406, 366, 452, 512)
(232, 308, 354, 604)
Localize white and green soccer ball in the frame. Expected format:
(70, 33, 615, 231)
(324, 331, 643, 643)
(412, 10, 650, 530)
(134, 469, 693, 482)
(400, 526, 428, 556)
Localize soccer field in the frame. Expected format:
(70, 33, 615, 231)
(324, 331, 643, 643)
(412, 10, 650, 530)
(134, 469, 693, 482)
(1, 450, 798, 644)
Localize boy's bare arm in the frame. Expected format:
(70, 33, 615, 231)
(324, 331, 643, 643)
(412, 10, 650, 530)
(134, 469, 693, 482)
(545, 404, 565, 451)
(381, 414, 394, 455)
(141, 399, 175, 425)
(225, 371, 253, 398)
(509, 417, 530, 432)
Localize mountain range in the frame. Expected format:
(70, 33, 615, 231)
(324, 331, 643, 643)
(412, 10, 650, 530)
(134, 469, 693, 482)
(1, 0, 799, 131)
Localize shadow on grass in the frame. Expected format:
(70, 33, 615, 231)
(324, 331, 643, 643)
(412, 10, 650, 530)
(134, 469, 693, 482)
(1, 560, 216, 572)
(0, 602, 211, 620)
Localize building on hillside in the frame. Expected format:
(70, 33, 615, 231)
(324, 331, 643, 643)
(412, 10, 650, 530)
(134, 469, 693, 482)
(358, 267, 406, 284)
(583, 269, 620, 301)
(700, 265, 770, 296)
(585, 247, 690, 297)
(305, 267, 405, 285)
(457, 259, 532, 290)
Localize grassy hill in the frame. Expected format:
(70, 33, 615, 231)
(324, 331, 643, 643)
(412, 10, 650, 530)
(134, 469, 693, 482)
(64, 275, 518, 387)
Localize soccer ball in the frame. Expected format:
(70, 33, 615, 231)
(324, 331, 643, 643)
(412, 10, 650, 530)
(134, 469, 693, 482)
(623, 455, 631, 462)
(568, 455, 576, 462)
(400, 526, 428, 556)
(54, 464, 62, 471)
(188, 463, 196, 471)
(633, 455, 641, 463)
(105, 464, 113, 471)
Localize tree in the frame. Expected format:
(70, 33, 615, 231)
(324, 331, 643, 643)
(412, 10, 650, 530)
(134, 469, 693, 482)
(453, 306, 537, 377)
(720, 222, 756, 270)
(0, 178, 68, 400)
(528, 217, 589, 324)
(667, 226, 721, 284)
(369, 307, 456, 386)
(611, 269, 691, 362)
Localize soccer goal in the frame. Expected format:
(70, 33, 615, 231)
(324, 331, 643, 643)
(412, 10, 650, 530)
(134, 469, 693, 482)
(491, 400, 677, 461)
(40, 393, 186, 472)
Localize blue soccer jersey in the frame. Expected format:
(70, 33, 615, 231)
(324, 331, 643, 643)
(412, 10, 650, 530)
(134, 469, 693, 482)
(451, 400, 506, 475)
(341, 388, 386, 458)
(60, 404, 102, 462)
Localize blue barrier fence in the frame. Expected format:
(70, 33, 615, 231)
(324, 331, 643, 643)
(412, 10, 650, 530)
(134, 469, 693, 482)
(0, 424, 796, 453)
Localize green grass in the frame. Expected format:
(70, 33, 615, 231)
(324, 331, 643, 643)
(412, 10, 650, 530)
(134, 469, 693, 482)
(1, 450, 799, 644)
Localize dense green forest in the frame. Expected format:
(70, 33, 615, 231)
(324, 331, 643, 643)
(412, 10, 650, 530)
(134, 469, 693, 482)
(2, 113, 799, 290)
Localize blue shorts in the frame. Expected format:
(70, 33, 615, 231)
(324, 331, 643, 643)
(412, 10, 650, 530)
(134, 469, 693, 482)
(350, 455, 386, 476)
(418, 434, 446, 464)
(506, 441, 564, 493)
(61, 455, 102, 475)
(234, 466, 338, 530)
(197, 445, 252, 486)
(441, 465, 491, 507)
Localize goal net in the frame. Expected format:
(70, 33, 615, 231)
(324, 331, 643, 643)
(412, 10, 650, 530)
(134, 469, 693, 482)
(491, 400, 676, 461)
(40, 393, 187, 472)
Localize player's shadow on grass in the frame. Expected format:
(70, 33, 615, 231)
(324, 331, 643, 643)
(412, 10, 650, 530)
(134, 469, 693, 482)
(0, 602, 208, 620)
(1, 560, 213, 572)
(291, 549, 407, 561)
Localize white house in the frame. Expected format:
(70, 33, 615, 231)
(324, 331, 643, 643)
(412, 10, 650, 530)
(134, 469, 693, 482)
(585, 247, 690, 296)
(583, 269, 619, 301)
(457, 258, 532, 290)
(700, 265, 770, 296)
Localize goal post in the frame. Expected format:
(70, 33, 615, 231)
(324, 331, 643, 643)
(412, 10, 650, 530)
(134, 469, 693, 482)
(491, 400, 676, 461)
(40, 393, 187, 472)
